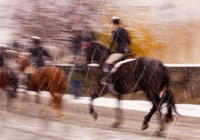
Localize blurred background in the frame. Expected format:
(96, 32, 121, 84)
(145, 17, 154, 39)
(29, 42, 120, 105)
(1, 1, 200, 139)
(1, 0, 200, 63)
(1, 0, 200, 103)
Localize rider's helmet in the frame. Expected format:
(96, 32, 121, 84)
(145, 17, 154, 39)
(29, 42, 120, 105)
(31, 36, 42, 45)
(111, 16, 120, 25)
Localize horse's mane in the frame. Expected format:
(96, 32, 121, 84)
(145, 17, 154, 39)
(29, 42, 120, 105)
(90, 41, 111, 52)
(86, 41, 111, 64)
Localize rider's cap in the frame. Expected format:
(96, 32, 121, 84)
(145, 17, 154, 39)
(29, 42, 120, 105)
(31, 36, 42, 41)
(111, 16, 120, 25)
(31, 36, 42, 44)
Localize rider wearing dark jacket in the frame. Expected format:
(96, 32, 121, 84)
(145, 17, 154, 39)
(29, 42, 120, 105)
(28, 36, 52, 68)
(0, 49, 5, 66)
(110, 24, 131, 54)
(101, 16, 131, 85)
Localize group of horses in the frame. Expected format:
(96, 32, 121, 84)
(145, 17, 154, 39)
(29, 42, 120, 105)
(0, 51, 67, 118)
(0, 41, 179, 135)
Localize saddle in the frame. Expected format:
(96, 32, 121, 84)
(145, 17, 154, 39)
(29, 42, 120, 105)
(122, 53, 135, 60)
(23, 63, 36, 74)
(113, 53, 135, 67)
(107, 53, 135, 74)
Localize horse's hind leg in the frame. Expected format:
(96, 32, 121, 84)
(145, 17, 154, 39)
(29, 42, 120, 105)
(18, 91, 31, 113)
(53, 93, 65, 119)
(112, 94, 123, 128)
(142, 94, 161, 130)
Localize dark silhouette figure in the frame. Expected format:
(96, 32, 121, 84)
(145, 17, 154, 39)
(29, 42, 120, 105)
(28, 36, 52, 68)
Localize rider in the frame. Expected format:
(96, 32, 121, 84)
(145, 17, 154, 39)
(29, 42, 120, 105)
(0, 46, 6, 67)
(0, 44, 12, 66)
(28, 36, 52, 68)
(101, 16, 131, 85)
(0, 44, 18, 98)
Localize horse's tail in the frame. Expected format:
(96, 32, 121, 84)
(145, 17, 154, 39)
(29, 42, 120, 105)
(164, 89, 180, 123)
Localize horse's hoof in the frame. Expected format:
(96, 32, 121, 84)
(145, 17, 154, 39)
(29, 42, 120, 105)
(91, 112, 98, 120)
(112, 121, 121, 128)
(42, 110, 51, 118)
(165, 115, 173, 123)
(59, 114, 65, 119)
(37, 105, 44, 112)
(155, 130, 163, 137)
(19, 105, 27, 113)
(141, 123, 148, 130)
(159, 124, 165, 132)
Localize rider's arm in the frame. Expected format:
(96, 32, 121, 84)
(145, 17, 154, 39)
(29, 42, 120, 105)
(42, 48, 52, 60)
(109, 30, 116, 51)
(125, 29, 131, 45)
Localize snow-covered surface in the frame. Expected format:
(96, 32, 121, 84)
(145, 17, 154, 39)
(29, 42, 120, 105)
(164, 63, 200, 67)
(87, 62, 200, 68)
(22, 90, 200, 118)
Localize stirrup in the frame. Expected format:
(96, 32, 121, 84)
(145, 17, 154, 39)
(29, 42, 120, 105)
(100, 77, 108, 85)
(100, 77, 113, 85)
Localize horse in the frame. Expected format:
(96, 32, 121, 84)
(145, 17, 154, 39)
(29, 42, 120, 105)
(0, 49, 19, 100)
(17, 54, 68, 118)
(0, 67, 18, 99)
(84, 41, 179, 133)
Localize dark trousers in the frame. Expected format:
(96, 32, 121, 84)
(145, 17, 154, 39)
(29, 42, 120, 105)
(71, 81, 82, 98)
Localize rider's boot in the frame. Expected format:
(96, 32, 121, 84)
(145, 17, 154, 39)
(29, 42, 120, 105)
(26, 74, 32, 90)
(101, 63, 113, 85)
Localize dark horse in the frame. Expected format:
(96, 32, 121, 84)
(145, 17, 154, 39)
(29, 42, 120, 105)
(18, 56, 68, 118)
(85, 41, 178, 132)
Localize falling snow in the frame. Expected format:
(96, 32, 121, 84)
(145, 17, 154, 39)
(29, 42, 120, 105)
(0, 0, 200, 139)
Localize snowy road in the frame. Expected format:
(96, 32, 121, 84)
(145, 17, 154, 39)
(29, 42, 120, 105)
(0, 93, 200, 140)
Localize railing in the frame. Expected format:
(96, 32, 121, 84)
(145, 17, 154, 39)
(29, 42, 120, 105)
(51, 62, 200, 103)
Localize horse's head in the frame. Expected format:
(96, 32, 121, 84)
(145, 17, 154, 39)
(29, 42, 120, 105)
(12, 52, 31, 72)
(18, 55, 29, 72)
(84, 41, 111, 65)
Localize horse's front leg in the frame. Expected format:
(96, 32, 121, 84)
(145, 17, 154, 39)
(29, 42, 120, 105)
(35, 93, 44, 113)
(18, 91, 31, 113)
(89, 92, 99, 120)
(42, 92, 65, 119)
(53, 93, 65, 119)
(89, 83, 108, 119)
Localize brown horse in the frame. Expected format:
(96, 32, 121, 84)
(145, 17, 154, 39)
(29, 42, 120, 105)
(0, 67, 18, 99)
(18, 55, 68, 118)
(0, 49, 18, 100)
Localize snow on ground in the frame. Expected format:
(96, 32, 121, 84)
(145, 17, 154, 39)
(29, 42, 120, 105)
(19, 90, 200, 118)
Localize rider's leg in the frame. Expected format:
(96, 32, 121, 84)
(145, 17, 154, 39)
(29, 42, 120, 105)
(101, 53, 124, 85)
(26, 73, 33, 91)
(101, 63, 112, 85)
